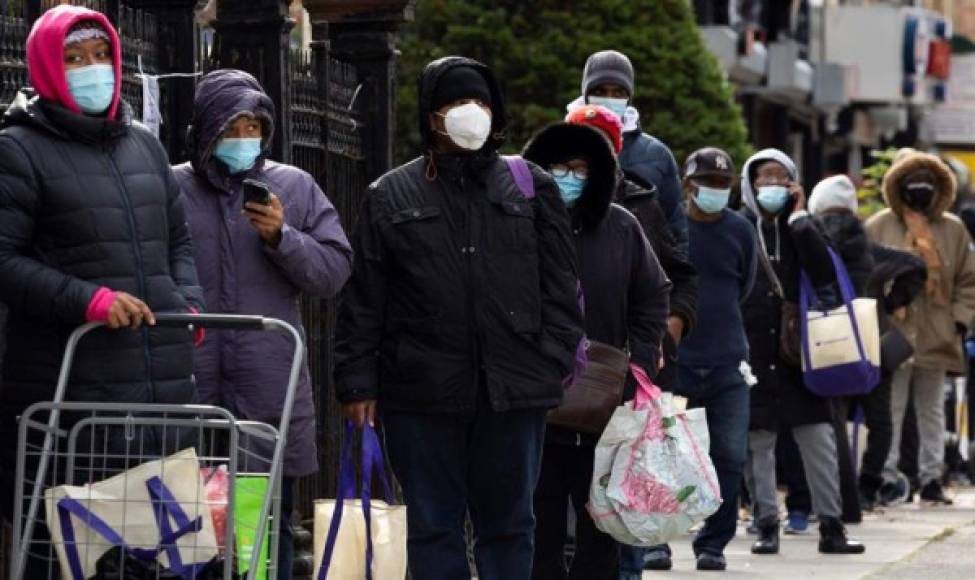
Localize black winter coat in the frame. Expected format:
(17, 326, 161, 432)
(523, 121, 671, 446)
(0, 99, 203, 427)
(817, 211, 927, 328)
(742, 209, 838, 430)
(616, 178, 697, 387)
(816, 210, 874, 295)
(616, 178, 697, 334)
(334, 57, 583, 413)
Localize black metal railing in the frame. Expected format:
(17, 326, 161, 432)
(0, 4, 27, 114)
(288, 46, 368, 520)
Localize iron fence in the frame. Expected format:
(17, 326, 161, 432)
(288, 47, 368, 521)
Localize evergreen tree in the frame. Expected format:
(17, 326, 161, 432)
(395, 0, 751, 167)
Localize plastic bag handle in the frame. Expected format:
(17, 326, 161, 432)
(630, 363, 661, 408)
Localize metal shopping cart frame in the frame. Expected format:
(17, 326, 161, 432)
(9, 313, 304, 580)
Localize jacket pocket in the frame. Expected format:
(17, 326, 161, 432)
(390, 206, 443, 256)
(489, 200, 536, 252)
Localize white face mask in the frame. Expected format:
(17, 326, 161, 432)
(438, 102, 492, 150)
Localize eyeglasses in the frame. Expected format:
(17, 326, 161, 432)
(550, 164, 589, 180)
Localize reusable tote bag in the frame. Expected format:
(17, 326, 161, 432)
(800, 248, 881, 396)
(589, 364, 722, 546)
(45, 447, 219, 579)
(314, 421, 407, 580)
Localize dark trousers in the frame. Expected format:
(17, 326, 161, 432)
(383, 402, 547, 580)
(833, 374, 893, 502)
(277, 476, 295, 580)
(620, 365, 750, 569)
(831, 402, 862, 522)
(533, 443, 618, 580)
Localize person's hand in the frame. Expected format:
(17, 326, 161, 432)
(343, 400, 377, 428)
(667, 315, 684, 346)
(789, 182, 806, 212)
(107, 292, 155, 329)
(244, 193, 285, 248)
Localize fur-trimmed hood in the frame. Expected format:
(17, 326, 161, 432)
(522, 122, 619, 232)
(881, 150, 956, 219)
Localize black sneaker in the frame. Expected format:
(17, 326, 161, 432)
(696, 552, 727, 571)
(643, 548, 673, 571)
(919, 481, 954, 505)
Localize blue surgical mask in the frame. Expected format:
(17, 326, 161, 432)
(214, 138, 262, 174)
(693, 186, 731, 214)
(757, 185, 791, 214)
(587, 96, 628, 122)
(555, 174, 586, 206)
(66, 64, 115, 114)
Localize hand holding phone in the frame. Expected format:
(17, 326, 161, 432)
(788, 181, 806, 212)
(242, 178, 272, 209)
(241, 179, 284, 248)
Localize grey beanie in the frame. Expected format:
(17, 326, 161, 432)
(582, 50, 635, 98)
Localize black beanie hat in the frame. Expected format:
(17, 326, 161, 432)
(582, 50, 635, 98)
(432, 66, 493, 112)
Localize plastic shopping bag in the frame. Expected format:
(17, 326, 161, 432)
(201, 466, 269, 578)
(589, 364, 722, 546)
(314, 421, 407, 580)
(46, 447, 219, 580)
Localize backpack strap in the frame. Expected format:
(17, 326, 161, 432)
(503, 155, 535, 199)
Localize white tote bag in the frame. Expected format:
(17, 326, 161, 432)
(45, 447, 218, 579)
(314, 422, 407, 580)
(800, 248, 881, 396)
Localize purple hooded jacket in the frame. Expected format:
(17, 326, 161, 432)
(173, 70, 353, 477)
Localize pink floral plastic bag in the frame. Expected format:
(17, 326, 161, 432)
(588, 364, 722, 546)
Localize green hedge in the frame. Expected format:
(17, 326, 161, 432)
(395, 0, 751, 168)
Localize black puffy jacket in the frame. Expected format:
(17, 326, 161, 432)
(0, 98, 203, 425)
(334, 57, 583, 413)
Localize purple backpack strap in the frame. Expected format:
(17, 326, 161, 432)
(504, 155, 535, 199)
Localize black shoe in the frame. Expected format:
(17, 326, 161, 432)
(643, 548, 673, 571)
(818, 516, 866, 554)
(751, 518, 779, 555)
(919, 480, 954, 505)
(858, 487, 877, 511)
(696, 552, 727, 571)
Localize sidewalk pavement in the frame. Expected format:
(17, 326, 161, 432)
(648, 486, 975, 579)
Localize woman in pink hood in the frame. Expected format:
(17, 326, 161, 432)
(0, 6, 203, 567)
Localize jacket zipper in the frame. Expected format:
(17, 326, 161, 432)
(106, 153, 155, 403)
(461, 173, 483, 406)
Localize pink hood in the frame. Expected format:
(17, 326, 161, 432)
(26, 5, 122, 120)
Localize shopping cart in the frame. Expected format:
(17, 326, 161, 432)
(9, 313, 304, 580)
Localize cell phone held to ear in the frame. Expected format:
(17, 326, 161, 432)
(242, 178, 272, 210)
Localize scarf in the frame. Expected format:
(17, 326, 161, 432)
(903, 208, 949, 306)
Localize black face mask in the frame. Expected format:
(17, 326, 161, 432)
(901, 182, 936, 211)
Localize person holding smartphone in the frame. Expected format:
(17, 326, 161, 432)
(738, 149, 865, 556)
(173, 69, 353, 580)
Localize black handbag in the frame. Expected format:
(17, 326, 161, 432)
(880, 327, 914, 374)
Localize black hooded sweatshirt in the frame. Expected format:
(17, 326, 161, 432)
(334, 57, 583, 413)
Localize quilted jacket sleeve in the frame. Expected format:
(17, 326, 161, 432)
(0, 135, 100, 323)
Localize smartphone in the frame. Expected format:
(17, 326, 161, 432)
(242, 178, 272, 209)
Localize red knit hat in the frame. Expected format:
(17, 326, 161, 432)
(565, 104, 623, 154)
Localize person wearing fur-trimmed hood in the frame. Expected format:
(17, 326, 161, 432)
(865, 149, 975, 505)
(523, 121, 671, 579)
